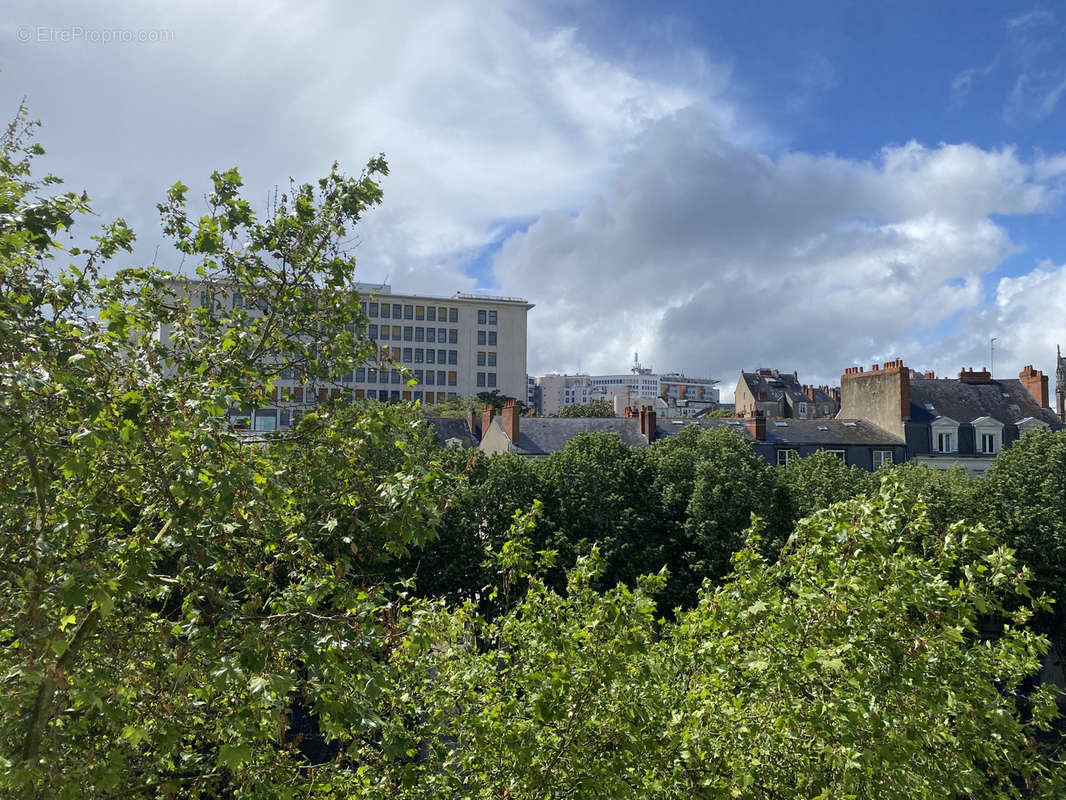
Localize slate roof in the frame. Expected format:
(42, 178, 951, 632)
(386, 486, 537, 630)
(907, 377, 1060, 427)
(424, 416, 478, 448)
(761, 419, 903, 445)
(508, 418, 648, 455)
(741, 371, 833, 404)
(654, 417, 902, 445)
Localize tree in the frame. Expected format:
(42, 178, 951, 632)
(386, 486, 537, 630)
(778, 449, 875, 521)
(0, 108, 453, 797)
(371, 479, 1064, 798)
(553, 399, 616, 418)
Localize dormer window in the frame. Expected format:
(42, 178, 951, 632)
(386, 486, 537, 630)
(930, 416, 960, 454)
(972, 416, 1004, 456)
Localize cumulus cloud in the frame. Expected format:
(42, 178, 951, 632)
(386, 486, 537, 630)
(1, 0, 732, 294)
(492, 110, 1066, 392)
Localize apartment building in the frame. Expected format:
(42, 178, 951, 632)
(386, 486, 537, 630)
(532, 366, 719, 416)
(162, 280, 533, 430)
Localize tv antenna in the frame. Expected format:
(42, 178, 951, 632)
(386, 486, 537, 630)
(990, 336, 997, 377)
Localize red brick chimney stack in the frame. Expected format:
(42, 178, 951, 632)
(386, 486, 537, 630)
(744, 409, 766, 441)
(1018, 365, 1049, 407)
(501, 399, 519, 442)
(482, 404, 495, 438)
(958, 367, 991, 384)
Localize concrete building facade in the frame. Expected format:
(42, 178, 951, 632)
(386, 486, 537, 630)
(163, 281, 532, 429)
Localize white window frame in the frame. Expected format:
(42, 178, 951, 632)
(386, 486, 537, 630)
(972, 416, 1004, 456)
(826, 449, 845, 462)
(930, 417, 960, 454)
(872, 449, 893, 469)
(777, 449, 798, 465)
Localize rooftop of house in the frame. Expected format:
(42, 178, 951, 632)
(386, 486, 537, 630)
(502, 417, 649, 455)
(740, 369, 835, 405)
(655, 417, 903, 445)
(907, 375, 1060, 428)
(424, 416, 479, 448)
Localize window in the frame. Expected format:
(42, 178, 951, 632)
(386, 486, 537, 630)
(487, 372, 496, 388)
(425, 371, 435, 385)
(415, 327, 424, 342)
(368, 323, 378, 338)
(415, 305, 424, 320)
(392, 304, 402, 318)
(937, 432, 953, 453)
(379, 326, 389, 341)
(380, 304, 390, 319)
(448, 371, 457, 386)
(448, 350, 457, 365)
(488, 331, 497, 346)
(826, 449, 845, 462)
(477, 331, 486, 346)
(392, 325, 401, 339)
(478, 309, 487, 325)
(823, 405, 830, 416)
(365, 389, 377, 400)
(379, 371, 389, 385)
(403, 348, 413, 362)
(415, 348, 424, 363)
(253, 409, 277, 431)
(981, 433, 996, 454)
(368, 302, 379, 317)
(931, 417, 960, 455)
(488, 310, 497, 325)
(973, 416, 1003, 456)
(426, 350, 436, 364)
(414, 370, 423, 383)
(426, 307, 436, 321)
(488, 352, 496, 367)
(342, 371, 353, 383)
(872, 449, 892, 469)
(367, 368, 377, 383)
(438, 370, 447, 385)
(798, 403, 808, 418)
(355, 368, 365, 382)
(403, 305, 413, 320)
(448, 329, 457, 344)
(438, 327, 447, 341)
(777, 449, 798, 465)
(403, 326, 413, 341)
(390, 346, 401, 361)
(477, 351, 486, 366)
(414, 391, 423, 401)
(477, 372, 486, 387)
(449, 308, 458, 323)
(437, 306, 447, 321)
(426, 328, 436, 343)
(280, 367, 294, 380)
(437, 349, 447, 363)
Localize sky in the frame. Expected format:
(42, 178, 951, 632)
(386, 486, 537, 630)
(3, 0, 1066, 401)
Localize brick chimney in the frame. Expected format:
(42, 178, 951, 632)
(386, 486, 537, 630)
(467, 407, 479, 439)
(840, 360, 909, 440)
(1019, 365, 1049, 407)
(636, 405, 656, 443)
(744, 409, 766, 441)
(501, 399, 519, 442)
(958, 367, 991, 384)
(481, 404, 495, 438)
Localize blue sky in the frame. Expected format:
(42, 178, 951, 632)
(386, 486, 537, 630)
(2, 1, 1066, 396)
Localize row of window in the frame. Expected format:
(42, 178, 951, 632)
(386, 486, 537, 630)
(476, 330, 497, 346)
(475, 372, 498, 388)
(476, 309, 498, 325)
(777, 449, 895, 467)
(369, 325, 458, 344)
(374, 348, 459, 366)
(242, 391, 461, 429)
(935, 431, 999, 455)
(363, 302, 459, 323)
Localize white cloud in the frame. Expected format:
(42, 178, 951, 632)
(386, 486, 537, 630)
(491, 110, 1066, 392)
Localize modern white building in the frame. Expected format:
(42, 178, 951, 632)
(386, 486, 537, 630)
(532, 358, 719, 417)
(162, 281, 533, 430)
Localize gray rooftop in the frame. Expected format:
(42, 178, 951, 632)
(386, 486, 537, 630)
(510, 418, 649, 455)
(907, 377, 1059, 427)
(424, 416, 478, 448)
(655, 417, 902, 445)
(741, 370, 834, 404)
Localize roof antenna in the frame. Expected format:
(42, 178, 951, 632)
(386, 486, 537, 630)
(990, 336, 997, 377)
